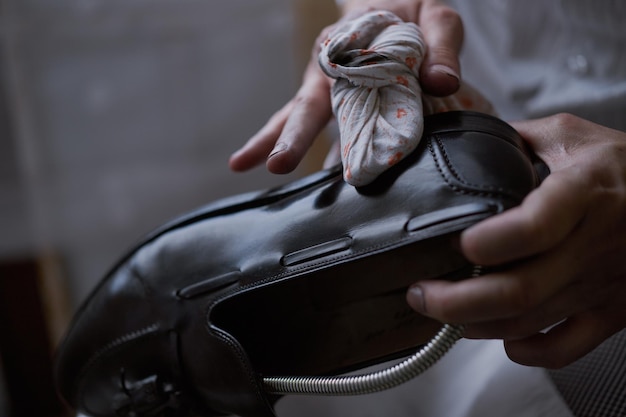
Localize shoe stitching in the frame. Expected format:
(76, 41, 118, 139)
(430, 135, 514, 197)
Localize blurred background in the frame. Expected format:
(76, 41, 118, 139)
(0, 0, 337, 415)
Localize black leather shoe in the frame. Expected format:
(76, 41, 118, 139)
(55, 111, 541, 417)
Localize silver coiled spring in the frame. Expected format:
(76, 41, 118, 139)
(263, 266, 481, 396)
(263, 323, 465, 396)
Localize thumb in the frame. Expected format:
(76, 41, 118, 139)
(418, 1, 463, 96)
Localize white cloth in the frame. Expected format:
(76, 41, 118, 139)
(319, 11, 426, 186)
(319, 11, 494, 186)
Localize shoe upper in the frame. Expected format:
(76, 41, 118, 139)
(54, 111, 541, 417)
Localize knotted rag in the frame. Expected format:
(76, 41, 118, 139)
(319, 11, 494, 186)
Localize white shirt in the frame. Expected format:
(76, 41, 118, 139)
(448, 0, 626, 130)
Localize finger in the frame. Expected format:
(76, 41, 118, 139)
(407, 250, 575, 324)
(462, 280, 591, 340)
(229, 102, 293, 172)
(418, 2, 463, 96)
(503, 313, 618, 368)
(460, 171, 588, 266)
(266, 63, 333, 174)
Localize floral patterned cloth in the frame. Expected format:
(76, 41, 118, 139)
(319, 10, 494, 186)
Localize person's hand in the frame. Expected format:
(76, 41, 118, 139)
(407, 113, 626, 368)
(228, 0, 463, 174)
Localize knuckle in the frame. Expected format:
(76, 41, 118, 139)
(427, 5, 461, 25)
(499, 278, 538, 315)
(424, 292, 463, 324)
(517, 209, 556, 251)
(423, 4, 464, 37)
(548, 112, 583, 131)
(292, 93, 317, 109)
(420, 7, 464, 63)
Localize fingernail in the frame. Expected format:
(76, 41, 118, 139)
(268, 142, 287, 159)
(407, 284, 426, 314)
(430, 64, 460, 83)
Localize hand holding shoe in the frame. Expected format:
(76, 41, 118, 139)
(407, 113, 626, 368)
